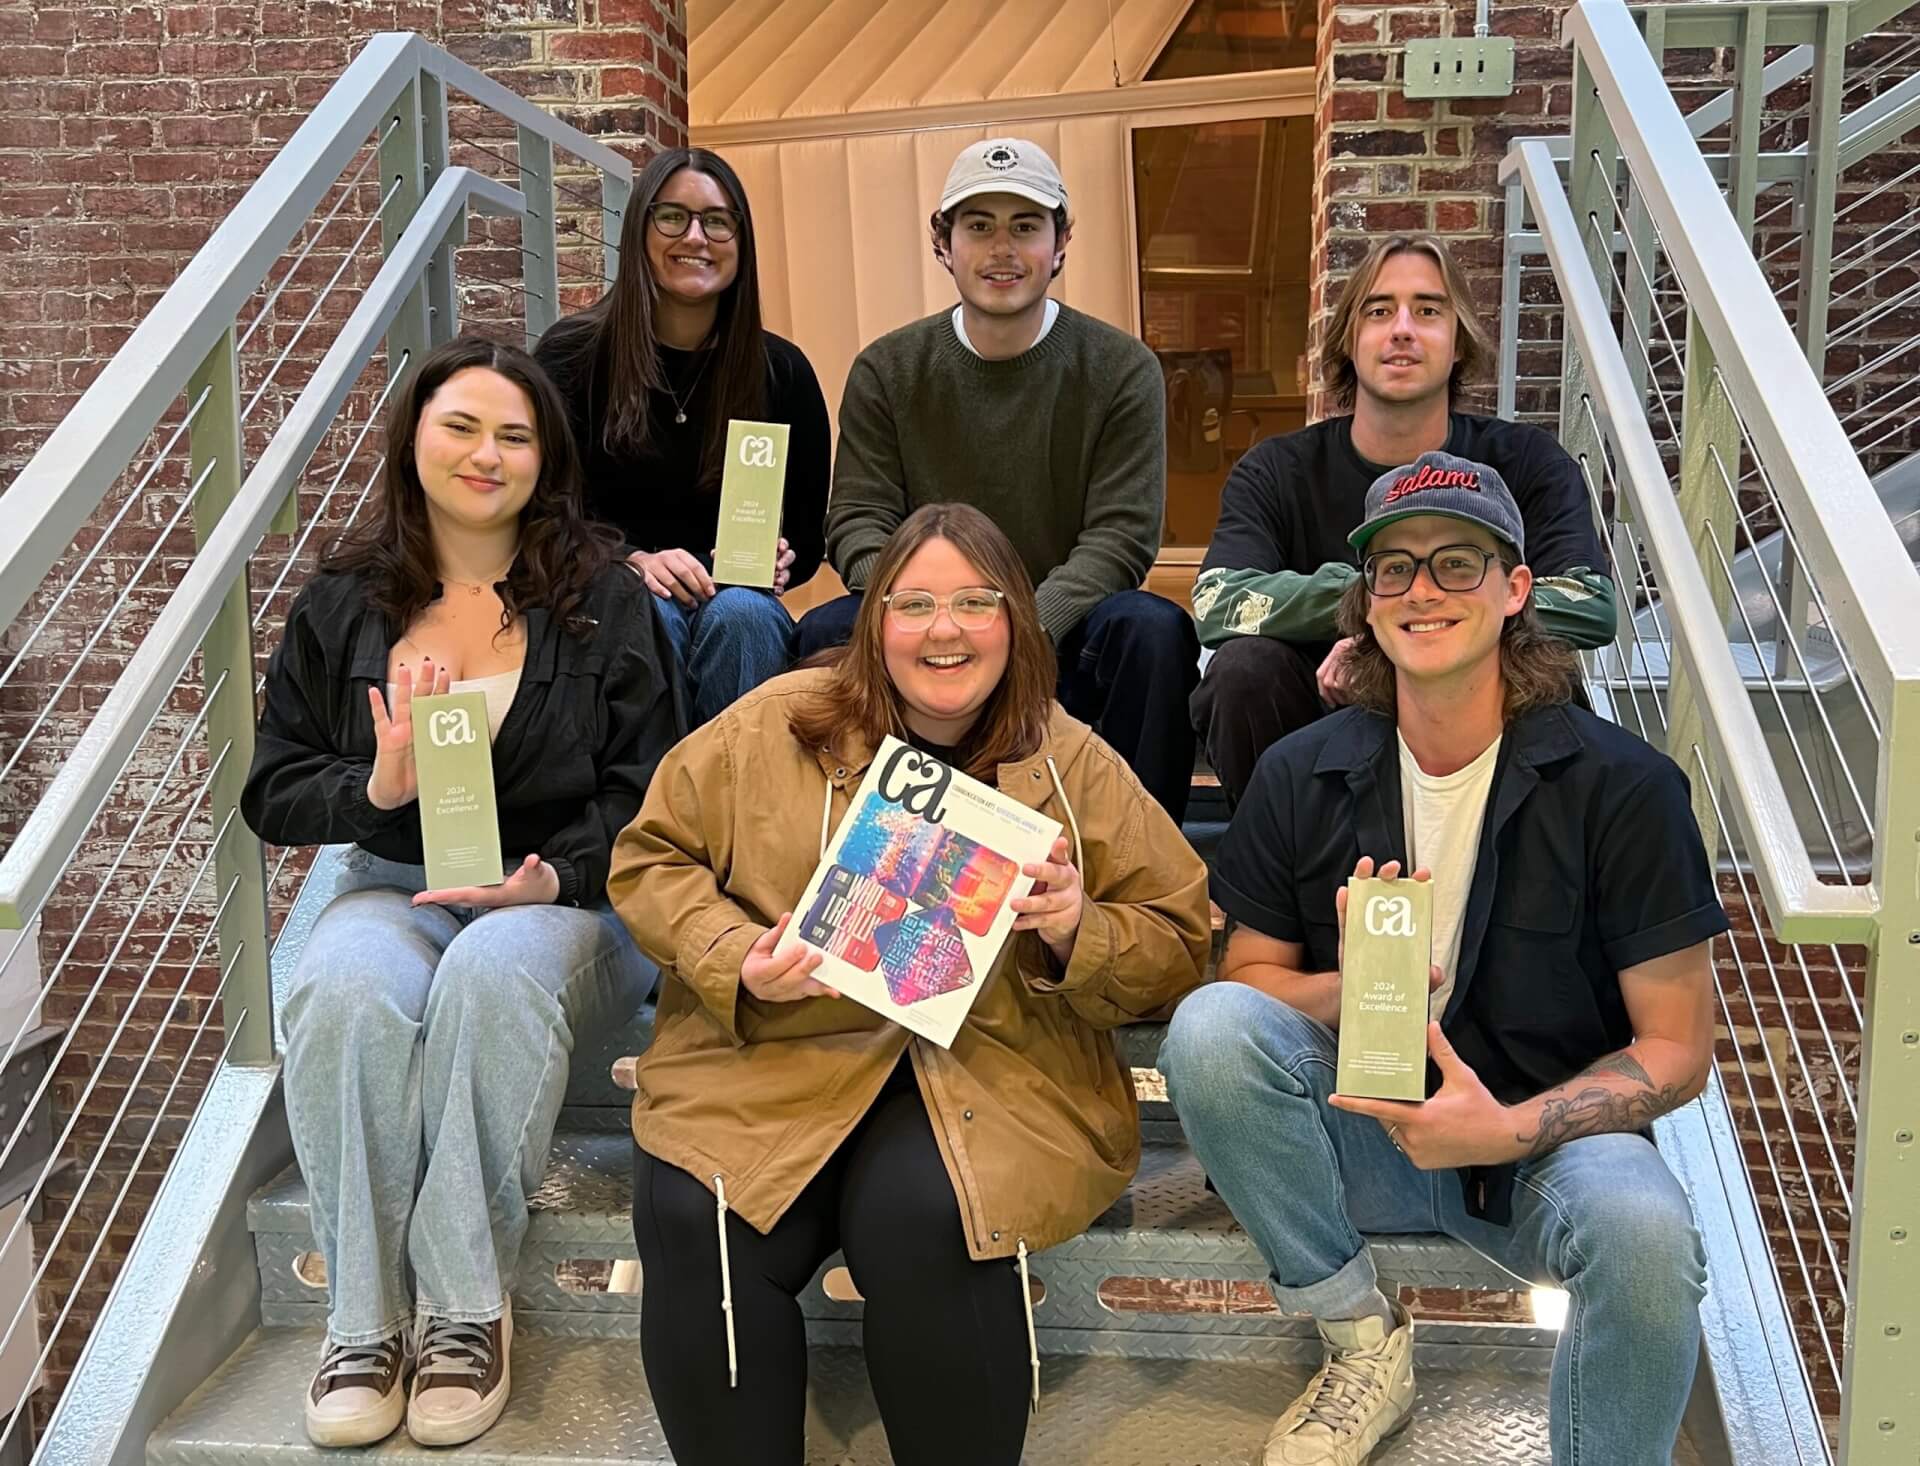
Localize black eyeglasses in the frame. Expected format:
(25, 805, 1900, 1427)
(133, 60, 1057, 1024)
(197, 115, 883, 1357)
(1362, 544, 1499, 596)
(646, 203, 740, 242)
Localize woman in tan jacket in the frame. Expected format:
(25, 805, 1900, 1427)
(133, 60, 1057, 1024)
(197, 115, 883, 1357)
(608, 502, 1210, 1465)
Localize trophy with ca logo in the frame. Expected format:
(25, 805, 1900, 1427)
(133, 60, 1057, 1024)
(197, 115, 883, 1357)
(410, 690, 505, 890)
(1336, 877, 1434, 1101)
(711, 419, 790, 588)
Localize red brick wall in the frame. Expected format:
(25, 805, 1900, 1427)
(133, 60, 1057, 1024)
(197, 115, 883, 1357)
(0, 0, 687, 1423)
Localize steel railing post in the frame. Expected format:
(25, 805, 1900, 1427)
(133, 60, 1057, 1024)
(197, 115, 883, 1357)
(380, 69, 431, 389)
(1839, 675, 1920, 1459)
(1668, 311, 1741, 861)
(519, 126, 559, 347)
(185, 327, 274, 1065)
(1561, 45, 1620, 475)
(1793, 4, 1844, 368)
(601, 167, 629, 290)
(419, 68, 457, 346)
(1620, 7, 1664, 411)
(1726, 5, 1769, 244)
(1499, 176, 1524, 421)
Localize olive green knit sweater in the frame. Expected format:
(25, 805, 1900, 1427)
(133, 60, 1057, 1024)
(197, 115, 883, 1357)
(826, 306, 1166, 642)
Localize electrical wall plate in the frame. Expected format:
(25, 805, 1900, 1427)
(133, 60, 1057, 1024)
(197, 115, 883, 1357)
(1402, 36, 1517, 98)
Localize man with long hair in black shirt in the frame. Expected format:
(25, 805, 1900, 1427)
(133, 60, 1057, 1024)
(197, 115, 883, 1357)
(1189, 234, 1617, 807)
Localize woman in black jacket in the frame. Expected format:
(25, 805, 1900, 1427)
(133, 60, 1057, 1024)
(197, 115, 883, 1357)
(536, 146, 830, 726)
(241, 335, 681, 1450)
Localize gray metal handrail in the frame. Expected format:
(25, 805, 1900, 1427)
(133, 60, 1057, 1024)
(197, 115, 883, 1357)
(1508, 136, 1879, 943)
(0, 33, 629, 938)
(0, 34, 627, 646)
(0, 164, 521, 938)
(0, 34, 633, 1452)
(1503, 2, 1920, 1458)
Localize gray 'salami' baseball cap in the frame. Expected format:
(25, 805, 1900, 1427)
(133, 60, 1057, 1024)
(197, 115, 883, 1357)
(1349, 450, 1527, 558)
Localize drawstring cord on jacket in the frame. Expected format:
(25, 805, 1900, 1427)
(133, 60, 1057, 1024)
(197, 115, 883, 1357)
(714, 1175, 738, 1388)
(1016, 1238, 1040, 1411)
(818, 775, 834, 859)
(1043, 757, 1085, 872)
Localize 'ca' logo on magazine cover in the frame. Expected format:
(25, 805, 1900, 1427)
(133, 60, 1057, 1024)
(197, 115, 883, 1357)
(876, 744, 952, 825)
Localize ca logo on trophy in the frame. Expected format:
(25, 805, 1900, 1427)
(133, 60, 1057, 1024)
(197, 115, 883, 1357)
(428, 708, 476, 748)
(738, 434, 778, 468)
(1364, 894, 1415, 938)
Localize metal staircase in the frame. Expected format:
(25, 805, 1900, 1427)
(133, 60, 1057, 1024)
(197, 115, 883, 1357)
(0, 3, 1915, 1463)
(145, 851, 1667, 1465)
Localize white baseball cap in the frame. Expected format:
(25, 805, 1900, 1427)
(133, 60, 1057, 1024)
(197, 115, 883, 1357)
(939, 137, 1068, 213)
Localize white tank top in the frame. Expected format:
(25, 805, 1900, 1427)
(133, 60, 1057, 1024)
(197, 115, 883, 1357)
(449, 666, 522, 742)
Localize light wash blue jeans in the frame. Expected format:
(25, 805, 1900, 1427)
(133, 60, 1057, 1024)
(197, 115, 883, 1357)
(1160, 982, 1707, 1466)
(282, 851, 653, 1346)
(653, 585, 794, 727)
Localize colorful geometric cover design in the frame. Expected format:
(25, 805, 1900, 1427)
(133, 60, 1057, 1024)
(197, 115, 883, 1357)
(874, 906, 973, 1005)
(798, 865, 908, 971)
(910, 828, 1019, 937)
(838, 793, 1019, 939)
(784, 737, 1061, 1046)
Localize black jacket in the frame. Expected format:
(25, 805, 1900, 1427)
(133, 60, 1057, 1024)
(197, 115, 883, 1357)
(1213, 702, 1729, 1221)
(241, 563, 685, 906)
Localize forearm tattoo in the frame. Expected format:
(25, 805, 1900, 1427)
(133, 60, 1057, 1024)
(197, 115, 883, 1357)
(1513, 1049, 1688, 1160)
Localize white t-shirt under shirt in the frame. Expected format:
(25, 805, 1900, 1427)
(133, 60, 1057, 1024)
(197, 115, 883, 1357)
(951, 298, 1060, 357)
(1398, 732, 1502, 1016)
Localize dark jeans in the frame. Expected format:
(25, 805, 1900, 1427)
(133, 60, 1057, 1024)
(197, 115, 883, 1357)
(630, 1066, 1031, 1466)
(794, 589, 1199, 824)
(1189, 635, 1333, 809)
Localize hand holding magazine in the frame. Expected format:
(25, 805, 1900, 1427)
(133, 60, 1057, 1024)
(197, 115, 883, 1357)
(775, 736, 1062, 1047)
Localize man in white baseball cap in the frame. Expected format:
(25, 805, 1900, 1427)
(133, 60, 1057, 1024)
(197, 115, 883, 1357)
(796, 135, 1200, 822)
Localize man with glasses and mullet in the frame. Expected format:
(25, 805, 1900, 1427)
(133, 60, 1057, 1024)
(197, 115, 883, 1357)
(1189, 233, 1617, 811)
(792, 136, 1200, 822)
(1159, 452, 1726, 1466)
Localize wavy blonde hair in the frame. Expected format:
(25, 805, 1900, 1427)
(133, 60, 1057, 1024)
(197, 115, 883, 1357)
(1321, 234, 1495, 410)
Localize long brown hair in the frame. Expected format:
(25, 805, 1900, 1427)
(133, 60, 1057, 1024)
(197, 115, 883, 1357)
(788, 504, 1056, 779)
(322, 335, 619, 636)
(536, 147, 766, 490)
(1335, 553, 1579, 720)
(1321, 234, 1495, 410)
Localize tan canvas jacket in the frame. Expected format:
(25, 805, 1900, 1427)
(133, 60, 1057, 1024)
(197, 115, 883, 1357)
(608, 667, 1211, 1262)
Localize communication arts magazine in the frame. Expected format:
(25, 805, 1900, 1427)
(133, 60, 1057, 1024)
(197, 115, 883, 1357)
(777, 737, 1063, 1047)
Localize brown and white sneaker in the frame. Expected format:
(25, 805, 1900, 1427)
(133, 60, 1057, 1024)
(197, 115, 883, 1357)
(305, 1329, 411, 1447)
(407, 1302, 512, 1446)
(1262, 1301, 1415, 1465)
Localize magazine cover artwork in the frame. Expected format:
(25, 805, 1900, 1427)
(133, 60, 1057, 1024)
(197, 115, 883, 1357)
(779, 736, 1062, 1047)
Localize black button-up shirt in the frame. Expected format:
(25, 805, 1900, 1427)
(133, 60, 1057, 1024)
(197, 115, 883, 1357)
(241, 563, 685, 907)
(1212, 702, 1728, 1220)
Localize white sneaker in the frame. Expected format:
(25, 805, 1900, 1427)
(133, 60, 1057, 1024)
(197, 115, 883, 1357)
(408, 1301, 512, 1446)
(304, 1329, 410, 1447)
(1262, 1301, 1414, 1465)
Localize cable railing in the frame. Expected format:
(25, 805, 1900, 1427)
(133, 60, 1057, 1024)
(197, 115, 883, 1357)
(0, 32, 632, 1459)
(1500, 3, 1920, 1460)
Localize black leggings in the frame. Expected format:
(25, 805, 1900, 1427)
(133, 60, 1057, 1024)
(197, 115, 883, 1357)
(631, 1066, 1032, 1465)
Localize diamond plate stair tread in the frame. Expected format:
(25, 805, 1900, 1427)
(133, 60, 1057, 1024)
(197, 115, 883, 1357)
(249, 1137, 1520, 1289)
(146, 1327, 1706, 1465)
